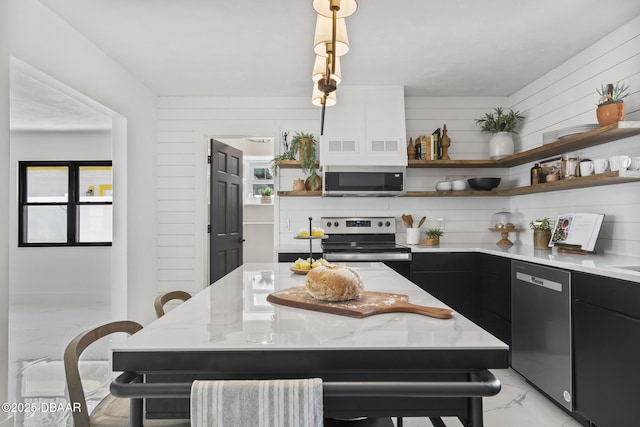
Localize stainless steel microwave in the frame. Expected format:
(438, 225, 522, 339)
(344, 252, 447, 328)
(322, 165, 405, 197)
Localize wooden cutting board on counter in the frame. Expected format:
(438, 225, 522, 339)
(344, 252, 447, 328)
(267, 286, 453, 319)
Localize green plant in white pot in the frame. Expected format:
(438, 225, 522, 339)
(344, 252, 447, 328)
(476, 107, 524, 160)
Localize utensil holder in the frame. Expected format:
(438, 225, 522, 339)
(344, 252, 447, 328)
(406, 228, 421, 245)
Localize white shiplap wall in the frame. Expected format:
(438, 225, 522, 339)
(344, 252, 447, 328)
(506, 14, 640, 255)
(157, 16, 640, 292)
(157, 97, 320, 292)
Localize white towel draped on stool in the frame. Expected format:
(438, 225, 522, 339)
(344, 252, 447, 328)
(190, 378, 323, 427)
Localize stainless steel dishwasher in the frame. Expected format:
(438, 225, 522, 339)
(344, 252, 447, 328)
(511, 260, 572, 410)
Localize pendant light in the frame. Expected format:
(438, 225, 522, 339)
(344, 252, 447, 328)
(312, 85, 337, 107)
(312, 55, 341, 85)
(310, 0, 357, 134)
(312, 15, 350, 57)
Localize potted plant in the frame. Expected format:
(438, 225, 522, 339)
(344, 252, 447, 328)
(529, 217, 552, 250)
(422, 228, 443, 247)
(476, 107, 524, 160)
(258, 187, 273, 204)
(272, 132, 320, 191)
(596, 82, 630, 127)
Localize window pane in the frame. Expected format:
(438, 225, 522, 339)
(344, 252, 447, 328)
(78, 205, 113, 242)
(27, 166, 68, 202)
(25, 205, 67, 243)
(252, 167, 273, 180)
(79, 166, 113, 202)
(252, 183, 274, 197)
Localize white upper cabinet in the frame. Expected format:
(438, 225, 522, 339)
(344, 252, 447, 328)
(320, 86, 407, 166)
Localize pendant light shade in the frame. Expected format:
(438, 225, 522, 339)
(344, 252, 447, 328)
(312, 0, 358, 18)
(312, 55, 341, 85)
(312, 85, 336, 107)
(313, 15, 349, 57)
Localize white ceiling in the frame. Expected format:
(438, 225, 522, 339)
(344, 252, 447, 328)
(11, 0, 640, 129)
(10, 68, 113, 131)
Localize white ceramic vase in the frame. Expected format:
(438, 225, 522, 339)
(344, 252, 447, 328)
(489, 132, 514, 160)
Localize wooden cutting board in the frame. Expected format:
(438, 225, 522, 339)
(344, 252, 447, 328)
(267, 286, 453, 319)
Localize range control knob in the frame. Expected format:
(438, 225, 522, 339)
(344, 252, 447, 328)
(385, 221, 391, 227)
(334, 221, 339, 227)
(377, 221, 383, 227)
(326, 222, 332, 227)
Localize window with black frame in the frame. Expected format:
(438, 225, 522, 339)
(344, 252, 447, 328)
(18, 161, 113, 246)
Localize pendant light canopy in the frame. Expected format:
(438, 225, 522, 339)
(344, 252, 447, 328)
(312, 0, 358, 18)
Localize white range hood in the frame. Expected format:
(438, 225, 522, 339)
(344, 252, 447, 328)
(319, 86, 407, 167)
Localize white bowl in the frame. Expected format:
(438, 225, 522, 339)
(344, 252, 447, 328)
(435, 181, 452, 191)
(452, 180, 467, 191)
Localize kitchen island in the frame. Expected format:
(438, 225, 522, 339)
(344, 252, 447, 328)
(111, 262, 508, 426)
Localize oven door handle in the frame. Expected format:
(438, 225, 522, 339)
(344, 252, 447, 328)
(324, 253, 412, 262)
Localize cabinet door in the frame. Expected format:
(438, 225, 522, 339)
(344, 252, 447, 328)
(477, 254, 511, 344)
(411, 253, 475, 317)
(573, 272, 640, 427)
(411, 271, 474, 315)
(574, 300, 640, 427)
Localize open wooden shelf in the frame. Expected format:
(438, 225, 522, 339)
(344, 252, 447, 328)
(403, 171, 640, 197)
(277, 190, 322, 197)
(407, 121, 640, 168)
(277, 121, 640, 197)
(278, 172, 640, 198)
(275, 160, 320, 169)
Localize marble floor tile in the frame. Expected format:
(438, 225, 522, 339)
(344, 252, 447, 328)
(396, 369, 582, 427)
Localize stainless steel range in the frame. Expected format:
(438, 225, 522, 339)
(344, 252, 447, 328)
(320, 216, 411, 278)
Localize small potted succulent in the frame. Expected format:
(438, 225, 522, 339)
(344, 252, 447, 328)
(596, 82, 630, 127)
(475, 107, 524, 160)
(258, 186, 273, 204)
(529, 217, 552, 250)
(422, 228, 444, 247)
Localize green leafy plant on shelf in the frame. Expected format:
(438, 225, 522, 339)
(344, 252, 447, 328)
(529, 217, 551, 230)
(475, 107, 524, 134)
(272, 132, 320, 190)
(597, 82, 630, 106)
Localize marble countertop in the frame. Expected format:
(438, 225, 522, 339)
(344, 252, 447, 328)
(406, 243, 640, 283)
(116, 262, 507, 353)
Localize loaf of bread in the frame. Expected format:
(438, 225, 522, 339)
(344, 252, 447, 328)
(305, 265, 364, 301)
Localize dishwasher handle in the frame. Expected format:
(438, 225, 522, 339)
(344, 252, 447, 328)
(530, 276, 544, 286)
(515, 271, 563, 292)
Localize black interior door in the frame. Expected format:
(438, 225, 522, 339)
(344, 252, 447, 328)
(209, 139, 243, 284)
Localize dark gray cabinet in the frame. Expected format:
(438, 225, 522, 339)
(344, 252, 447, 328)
(278, 252, 323, 262)
(573, 271, 640, 427)
(476, 254, 511, 344)
(410, 252, 511, 344)
(411, 252, 476, 318)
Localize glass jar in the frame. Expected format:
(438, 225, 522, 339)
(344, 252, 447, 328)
(561, 154, 580, 179)
(490, 209, 515, 230)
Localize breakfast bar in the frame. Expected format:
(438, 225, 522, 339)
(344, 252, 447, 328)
(111, 262, 509, 426)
